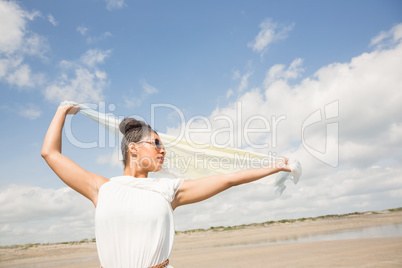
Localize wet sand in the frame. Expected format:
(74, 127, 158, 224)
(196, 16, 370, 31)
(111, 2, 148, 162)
(1, 209, 401, 267)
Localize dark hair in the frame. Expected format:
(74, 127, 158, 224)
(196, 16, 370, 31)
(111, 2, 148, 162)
(119, 118, 157, 167)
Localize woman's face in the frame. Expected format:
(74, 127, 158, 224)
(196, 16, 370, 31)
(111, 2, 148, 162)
(134, 133, 166, 173)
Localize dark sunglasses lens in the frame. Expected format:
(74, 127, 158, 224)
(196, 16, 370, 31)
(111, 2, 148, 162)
(155, 139, 162, 149)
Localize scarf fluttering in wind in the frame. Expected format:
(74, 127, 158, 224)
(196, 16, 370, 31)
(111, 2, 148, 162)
(60, 101, 302, 195)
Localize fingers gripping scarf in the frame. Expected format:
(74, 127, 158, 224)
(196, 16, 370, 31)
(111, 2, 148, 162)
(60, 101, 302, 195)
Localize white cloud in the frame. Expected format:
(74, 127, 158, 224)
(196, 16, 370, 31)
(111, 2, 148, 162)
(183, 33, 402, 167)
(237, 72, 252, 92)
(6, 64, 44, 88)
(80, 49, 111, 68)
(232, 70, 241, 80)
(370, 23, 402, 47)
(226, 89, 234, 98)
(24, 9, 41, 21)
(264, 58, 303, 86)
(77, 25, 88, 36)
(47, 14, 58, 26)
(0, 1, 44, 55)
(124, 80, 159, 108)
(141, 80, 159, 94)
(96, 149, 122, 168)
(248, 18, 294, 55)
(0, 1, 26, 55)
(44, 49, 111, 103)
(124, 98, 141, 108)
(6, 64, 33, 87)
(0, 185, 95, 245)
(44, 68, 106, 103)
(23, 33, 48, 58)
(87, 32, 112, 44)
(17, 103, 42, 120)
(0, 1, 47, 88)
(76, 26, 112, 43)
(105, 0, 126, 10)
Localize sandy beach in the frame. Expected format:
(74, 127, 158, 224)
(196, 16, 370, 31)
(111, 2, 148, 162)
(1, 209, 401, 267)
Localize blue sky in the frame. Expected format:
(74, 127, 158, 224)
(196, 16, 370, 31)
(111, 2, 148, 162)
(1, 0, 402, 245)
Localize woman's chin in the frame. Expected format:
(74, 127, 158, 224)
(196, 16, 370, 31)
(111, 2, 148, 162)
(151, 165, 163, 172)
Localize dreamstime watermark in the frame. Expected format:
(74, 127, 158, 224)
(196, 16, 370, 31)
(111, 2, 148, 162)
(63, 100, 339, 170)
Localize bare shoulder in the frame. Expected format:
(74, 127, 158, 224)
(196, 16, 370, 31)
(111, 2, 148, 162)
(176, 179, 190, 191)
(95, 174, 110, 188)
(171, 180, 189, 210)
(171, 175, 233, 208)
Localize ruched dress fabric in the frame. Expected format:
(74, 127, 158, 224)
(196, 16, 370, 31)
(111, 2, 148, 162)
(95, 176, 183, 268)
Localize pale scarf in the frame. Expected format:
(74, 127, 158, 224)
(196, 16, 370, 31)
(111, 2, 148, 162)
(60, 101, 302, 195)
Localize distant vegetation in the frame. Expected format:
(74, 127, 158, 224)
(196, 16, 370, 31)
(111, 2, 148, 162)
(0, 238, 96, 250)
(175, 207, 402, 235)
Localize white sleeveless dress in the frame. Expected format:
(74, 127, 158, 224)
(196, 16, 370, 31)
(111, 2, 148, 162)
(95, 176, 183, 268)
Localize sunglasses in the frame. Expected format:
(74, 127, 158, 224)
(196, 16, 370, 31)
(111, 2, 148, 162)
(136, 137, 165, 151)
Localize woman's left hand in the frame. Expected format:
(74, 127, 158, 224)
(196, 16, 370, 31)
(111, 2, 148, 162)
(275, 157, 291, 172)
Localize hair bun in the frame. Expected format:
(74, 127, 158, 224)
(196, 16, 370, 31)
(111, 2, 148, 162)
(119, 118, 143, 135)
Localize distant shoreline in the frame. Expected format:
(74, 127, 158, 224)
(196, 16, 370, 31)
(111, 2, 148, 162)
(175, 207, 402, 235)
(1, 207, 401, 248)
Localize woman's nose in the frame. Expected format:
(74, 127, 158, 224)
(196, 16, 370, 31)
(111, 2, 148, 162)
(160, 147, 166, 156)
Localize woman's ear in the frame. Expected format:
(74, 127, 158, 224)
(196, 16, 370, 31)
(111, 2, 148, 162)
(128, 143, 138, 157)
(127, 145, 139, 170)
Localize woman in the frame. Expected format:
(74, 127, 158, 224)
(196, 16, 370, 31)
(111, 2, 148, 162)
(41, 104, 292, 268)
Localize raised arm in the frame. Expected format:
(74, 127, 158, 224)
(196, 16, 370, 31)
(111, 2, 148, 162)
(171, 158, 290, 209)
(41, 105, 108, 207)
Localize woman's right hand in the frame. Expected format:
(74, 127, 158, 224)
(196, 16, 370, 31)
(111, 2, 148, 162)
(58, 104, 81, 115)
